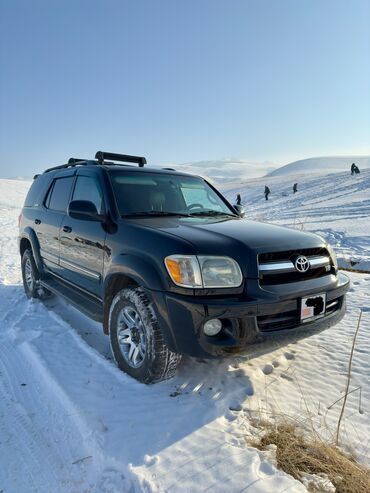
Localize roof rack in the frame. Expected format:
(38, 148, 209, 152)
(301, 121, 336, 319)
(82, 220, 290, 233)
(43, 151, 147, 174)
(95, 151, 146, 167)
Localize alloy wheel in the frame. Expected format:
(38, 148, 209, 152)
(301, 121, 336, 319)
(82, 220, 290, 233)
(24, 257, 35, 291)
(117, 306, 147, 368)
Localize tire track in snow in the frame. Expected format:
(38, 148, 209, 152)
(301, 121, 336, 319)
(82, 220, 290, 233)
(0, 342, 78, 492)
(0, 289, 98, 492)
(0, 286, 147, 492)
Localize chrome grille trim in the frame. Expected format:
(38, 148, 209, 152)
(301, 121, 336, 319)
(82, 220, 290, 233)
(259, 255, 330, 274)
(309, 256, 331, 267)
(259, 261, 296, 273)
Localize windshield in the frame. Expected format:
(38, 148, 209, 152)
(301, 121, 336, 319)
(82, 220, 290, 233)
(109, 171, 236, 217)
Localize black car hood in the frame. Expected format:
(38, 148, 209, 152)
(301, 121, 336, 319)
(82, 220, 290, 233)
(131, 216, 324, 255)
(124, 216, 326, 279)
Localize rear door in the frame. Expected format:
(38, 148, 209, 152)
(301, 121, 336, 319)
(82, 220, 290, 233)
(35, 173, 75, 276)
(59, 171, 106, 296)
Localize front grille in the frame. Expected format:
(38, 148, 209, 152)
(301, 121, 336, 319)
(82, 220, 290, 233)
(261, 267, 329, 285)
(259, 247, 329, 263)
(257, 296, 342, 332)
(258, 248, 332, 285)
(257, 309, 299, 332)
(325, 297, 340, 315)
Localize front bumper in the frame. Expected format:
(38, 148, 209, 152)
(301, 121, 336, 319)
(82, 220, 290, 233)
(149, 272, 350, 358)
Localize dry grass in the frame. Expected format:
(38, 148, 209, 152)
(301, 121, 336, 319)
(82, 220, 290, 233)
(253, 423, 370, 493)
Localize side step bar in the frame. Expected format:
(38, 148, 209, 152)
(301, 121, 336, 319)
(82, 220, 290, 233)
(40, 276, 104, 322)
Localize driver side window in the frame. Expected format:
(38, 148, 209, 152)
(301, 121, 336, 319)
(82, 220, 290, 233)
(181, 186, 224, 211)
(72, 176, 104, 214)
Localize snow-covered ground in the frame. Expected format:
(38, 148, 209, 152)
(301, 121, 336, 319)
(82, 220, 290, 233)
(0, 173, 369, 493)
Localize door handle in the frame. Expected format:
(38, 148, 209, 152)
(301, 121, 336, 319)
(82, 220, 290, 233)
(62, 226, 72, 233)
(34, 219, 41, 225)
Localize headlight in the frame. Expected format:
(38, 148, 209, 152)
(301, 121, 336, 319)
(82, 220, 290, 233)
(164, 255, 202, 288)
(326, 243, 338, 271)
(198, 256, 243, 287)
(165, 255, 243, 288)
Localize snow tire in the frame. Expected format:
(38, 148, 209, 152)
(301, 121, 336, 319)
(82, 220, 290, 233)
(109, 287, 181, 383)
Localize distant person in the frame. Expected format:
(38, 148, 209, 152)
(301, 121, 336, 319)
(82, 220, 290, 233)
(351, 163, 360, 175)
(264, 186, 271, 201)
(236, 193, 241, 205)
(293, 183, 298, 193)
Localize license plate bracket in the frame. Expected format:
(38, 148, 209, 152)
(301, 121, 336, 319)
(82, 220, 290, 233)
(300, 293, 326, 322)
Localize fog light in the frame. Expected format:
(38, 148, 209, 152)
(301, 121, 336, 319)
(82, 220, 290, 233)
(203, 318, 222, 336)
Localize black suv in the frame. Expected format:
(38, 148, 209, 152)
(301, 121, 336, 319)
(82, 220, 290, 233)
(19, 151, 350, 383)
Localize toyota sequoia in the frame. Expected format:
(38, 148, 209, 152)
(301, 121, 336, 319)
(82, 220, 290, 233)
(19, 152, 350, 383)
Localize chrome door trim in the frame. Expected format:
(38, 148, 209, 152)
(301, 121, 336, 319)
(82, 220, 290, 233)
(59, 258, 100, 280)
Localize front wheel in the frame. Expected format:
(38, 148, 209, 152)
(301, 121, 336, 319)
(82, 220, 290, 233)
(109, 287, 181, 383)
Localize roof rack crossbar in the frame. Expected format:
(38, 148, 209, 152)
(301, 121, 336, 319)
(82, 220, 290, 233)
(43, 151, 147, 174)
(95, 151, 146, 167)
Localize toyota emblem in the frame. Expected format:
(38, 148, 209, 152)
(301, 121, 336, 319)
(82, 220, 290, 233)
(294, 255, 310, 273)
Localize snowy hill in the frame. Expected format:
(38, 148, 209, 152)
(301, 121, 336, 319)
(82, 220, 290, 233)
(159, 155, 370, 184)
(267, 155, 370, 177)
(163, 158, 278, 183)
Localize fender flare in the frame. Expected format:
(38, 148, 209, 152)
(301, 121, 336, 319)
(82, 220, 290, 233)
(103, 254, 166, 292)
(103, 255, 179, 350)
(19, 228, 44, 274)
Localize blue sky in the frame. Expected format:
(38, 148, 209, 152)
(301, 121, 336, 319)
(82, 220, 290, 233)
(0, 0, 369, 178)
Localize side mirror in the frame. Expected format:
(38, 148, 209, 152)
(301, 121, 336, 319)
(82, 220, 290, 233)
(233, 204, 245, 217)
(68, 200, 104, 221)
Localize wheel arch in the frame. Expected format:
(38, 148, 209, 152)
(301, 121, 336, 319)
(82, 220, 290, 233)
(19, 237, 32, 256)
(103, 273, 139, 334)
(19, 228, 44, 273)
(102, 256, 174, 346)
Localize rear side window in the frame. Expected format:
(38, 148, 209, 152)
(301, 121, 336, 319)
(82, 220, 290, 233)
(72, 176, 104, 214)
(45, 177, 74, 212)
(24, 174, 50, 207)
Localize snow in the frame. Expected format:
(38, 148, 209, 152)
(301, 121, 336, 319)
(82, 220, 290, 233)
(0, 170, 369, 493)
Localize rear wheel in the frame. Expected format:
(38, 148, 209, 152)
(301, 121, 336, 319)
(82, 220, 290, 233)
(109, 287, 181, 383)
(21, 249, 52, 299)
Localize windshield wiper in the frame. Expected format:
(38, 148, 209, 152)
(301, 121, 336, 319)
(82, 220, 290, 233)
(123, 210, 191, 217)
(123, 210, 238, 218)
(189, 210, 237, 217)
